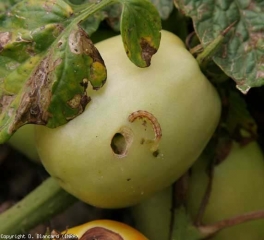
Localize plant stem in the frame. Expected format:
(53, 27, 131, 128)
(169, 173, 189, 240)
(0, 177, 77, 234)
(198, 209, 264, 238)
(196, 21, 237, 66)
(194, 159, 215, 226)
(72, 0, 116, 25)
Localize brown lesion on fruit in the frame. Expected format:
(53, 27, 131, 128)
(140, 37, 158, 67)
(128, 110, 162, 153)
(0, 32, 12, 52)
(80, 227, 123, 240)
(111, 127, 134, 158)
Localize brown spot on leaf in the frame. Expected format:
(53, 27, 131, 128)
(80, 78, 88, 88)
(244, 31, 264, 53)
(80, 227, 123, 240)
(10, 53, 58, 131)
(57, 41, 63, 48)
(140, 37, 157, 66)
(0, 95, 15, 117)
(68, 26, 105, 62)
(29, 104, 40, 116)
(26, 47, 36, 56)
(80, 95, 91, 109)
(67, 94, 82, 109)
(0, 32, 12, 52)
(53, 58, 62, 68)
(69, 26, 106, 89)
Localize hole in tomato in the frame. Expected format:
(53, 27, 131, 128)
(110, 127, 133, 158)
(111, 133, 127, 155)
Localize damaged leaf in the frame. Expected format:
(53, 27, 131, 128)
(0, 0, 161, 143)
(120, 0, 161, 67)
(219, 83, 258, 145)
(175, 0, 264, 93)
(103, 0, 173, 31)
(0, 0, 20, 18)
(65, 0, 162, 66)
(0, 0, 107, 143)
(71, 0, 169, 32)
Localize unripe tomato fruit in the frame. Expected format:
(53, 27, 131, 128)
(7, 124, 40, 162)
(54, 219, 148, 240)
(131, 187, 172, 240)
(35, 30, 221, 208)
(187, 141, 264, 239)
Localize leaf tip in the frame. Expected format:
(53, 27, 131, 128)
(236, 84, 251, 94)
(140, 35, 160, 67)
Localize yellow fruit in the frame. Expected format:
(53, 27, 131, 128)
(52, 219, 148, 240)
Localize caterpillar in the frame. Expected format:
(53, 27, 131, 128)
(128, 110, 162, 153)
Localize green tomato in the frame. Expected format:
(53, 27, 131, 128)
(131, 187, 172, 240)
(187, 141, 264, 239)
(35, 30, 221, 208)
(8, 124, 40, 162)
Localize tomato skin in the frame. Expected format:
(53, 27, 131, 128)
(187, 141, 264, 240)
(35, 30, 221, 208)
(8, 124, 40, 162)
(54, 220, 148, 240)
(131, 187, 172, 240)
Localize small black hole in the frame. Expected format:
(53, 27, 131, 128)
(111, 133, 127, 155)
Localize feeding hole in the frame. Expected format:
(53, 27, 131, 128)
(111, 133, 126, 155)
(110, 127, 133, 158)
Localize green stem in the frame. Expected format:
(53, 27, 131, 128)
(72, 0, 117, 25)
(196, 21, 237, 67)
(198, 209, 264, 239)
(0, 177, 77, 234)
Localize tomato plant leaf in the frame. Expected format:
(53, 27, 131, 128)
(0, 0, 161, 143)
(69, 0, 109, 35)
(219, 83, 257, 145)
(80, 11, 107, 35)
(69, 0, 162, 64)
(69, 0, 162, 67)
(119, 0, 161, 67)
(104, 3, 122, 31)
(174, 0, 264, 93)
(0, 0, 20, 18)
(151, 0, 174, 20)
(70, 0, 169, 31)
(0, 0, 107, 143)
